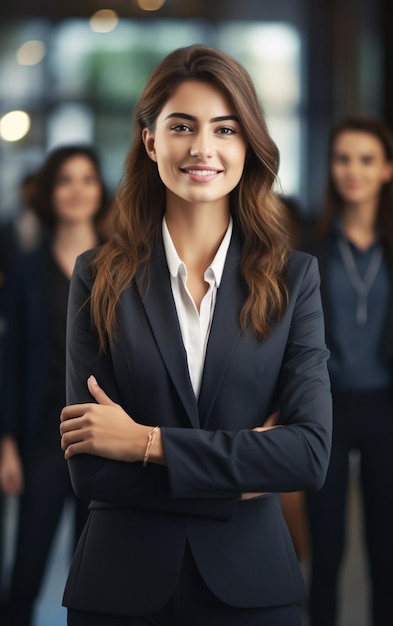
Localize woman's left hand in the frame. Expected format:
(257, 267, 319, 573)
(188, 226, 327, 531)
(252, 411, 280, 432)
(60, 376, 148, 462)
(240, 411, 281, 500)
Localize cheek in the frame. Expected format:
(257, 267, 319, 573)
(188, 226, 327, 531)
(88, 185, 102, 204)
(229, 152, 247, 182)
(331, 169, 347, 190)
(376, 169, 390, 186)
(227, 144, 247, 169)
(52, 188, 67, 208)
(155, 147, 179, 181)
(155, 142, 178, 167)
(330, 164, 342, 180)
(360, 168, 385, 189)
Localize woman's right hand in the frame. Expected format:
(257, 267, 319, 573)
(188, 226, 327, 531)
(0, 436, 24, 495)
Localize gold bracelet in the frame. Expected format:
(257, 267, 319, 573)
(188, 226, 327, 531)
(143, 426, 159, 468)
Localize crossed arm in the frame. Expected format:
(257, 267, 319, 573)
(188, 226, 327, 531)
(60, 253, 331, 512)
(60, 374, 279, 500)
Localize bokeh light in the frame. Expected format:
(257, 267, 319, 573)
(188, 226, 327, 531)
(137, 0, 165, 11)
(90, 9, 119, 33)
(16, 40, 46, 65)
(0, 110, 31, 141)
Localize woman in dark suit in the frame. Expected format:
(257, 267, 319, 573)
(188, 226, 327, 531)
(60, 45, 332, 626)
(0, 145, 109, 626)
(305, 116, 393, 626)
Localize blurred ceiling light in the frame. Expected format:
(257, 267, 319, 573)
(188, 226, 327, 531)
(137, 0, 165, 11)
(16, 40, 46, 65)
(90, 9, 119, 33)
(0, 110, 31, 142)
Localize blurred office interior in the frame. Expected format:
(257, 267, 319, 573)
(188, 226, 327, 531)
(1, 0, 393, 221)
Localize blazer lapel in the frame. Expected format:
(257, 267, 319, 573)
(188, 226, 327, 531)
(198, 230, 246, 427)
(136, 247, 200, 428)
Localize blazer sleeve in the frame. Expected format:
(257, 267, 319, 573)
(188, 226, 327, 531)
(65, 253, 238, 521)
(162, 255, 332, 498)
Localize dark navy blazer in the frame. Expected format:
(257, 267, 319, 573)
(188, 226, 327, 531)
(2, 242, 52, 455)
(63, 230, 332, 615)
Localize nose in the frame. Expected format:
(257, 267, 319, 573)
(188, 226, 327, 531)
(344, 158, 360, 177)
(190, 129, 213, 158)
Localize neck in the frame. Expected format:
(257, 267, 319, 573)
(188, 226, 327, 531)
(51, 220, 98, 279)
(53, 220, 98, 251)
(165, 201, 230, 270)
(341, 202, 378, 250)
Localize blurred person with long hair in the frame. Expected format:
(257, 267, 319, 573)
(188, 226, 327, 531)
(306, 116, 393, 626)
(59, 45, 332, 626)
(0, 145, 109, 626)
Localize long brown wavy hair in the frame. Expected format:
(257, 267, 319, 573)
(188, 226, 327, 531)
(318, 115, 393, 265)
(90, 44, 291, 352)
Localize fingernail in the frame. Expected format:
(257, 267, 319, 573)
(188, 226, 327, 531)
(89, 375, 98, 385)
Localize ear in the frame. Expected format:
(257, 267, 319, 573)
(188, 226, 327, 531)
(142, 128, 157, 162)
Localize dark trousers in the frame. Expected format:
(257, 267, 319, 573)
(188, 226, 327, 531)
(3, 438, 89, 626)
(68, 543, 302, 626)
(306, 387, 393, 626)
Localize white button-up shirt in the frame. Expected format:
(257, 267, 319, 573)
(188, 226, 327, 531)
(162, 216, 233, 397)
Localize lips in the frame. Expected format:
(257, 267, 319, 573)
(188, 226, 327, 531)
(181, 167, 222, 175)
(343, 182, 361, 190)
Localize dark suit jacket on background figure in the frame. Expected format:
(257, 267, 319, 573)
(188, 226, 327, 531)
(0, 220, 19, 603)
(305, 230, 393, 626)
(63, 230, 332, 615)
(1, 239, 89, 621)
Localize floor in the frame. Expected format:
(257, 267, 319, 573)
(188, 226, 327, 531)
(303, 451, 370, 626)
(2, 453, 369, 626)
(338, 461, 370, 626)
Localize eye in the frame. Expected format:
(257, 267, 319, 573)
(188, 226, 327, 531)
(170, 124, 192, 132)
(84, 175, 99, 184)
(216, 126, 237, 136)
(332, 154, 349, 165)
(55, 175, 71, 186)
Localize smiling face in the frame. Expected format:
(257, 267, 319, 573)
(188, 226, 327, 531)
(142, 80, 247, 214)
(331, 130, 393, 209)
(52, 155, 103, 226)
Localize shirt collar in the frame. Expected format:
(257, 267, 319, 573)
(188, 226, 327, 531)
(162, 215, 233, 287)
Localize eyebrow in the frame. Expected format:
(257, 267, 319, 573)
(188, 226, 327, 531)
(164, 112, 240, 123)
(333, 150, 377, 158)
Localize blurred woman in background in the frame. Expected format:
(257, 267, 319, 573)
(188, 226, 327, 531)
(0, 145, 109, 626)
(306, 116, 393, 626)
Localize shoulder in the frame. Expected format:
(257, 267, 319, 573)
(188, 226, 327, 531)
(284, 250, 323, 310)
(286, 249, 319, 282)
(71, 245, 104, 289)
(8, 240, 49, 279)
(74, 245, 102, 272)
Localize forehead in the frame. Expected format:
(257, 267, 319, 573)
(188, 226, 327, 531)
(332, 130, 385, 156)
(58, 155, 96, 173)
(158, 80, 235, 118)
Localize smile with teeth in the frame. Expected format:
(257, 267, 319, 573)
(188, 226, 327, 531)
(182, 168, 221, 176)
